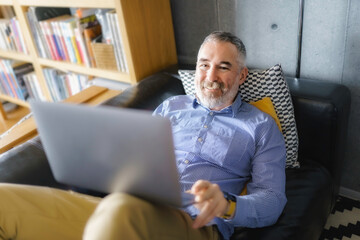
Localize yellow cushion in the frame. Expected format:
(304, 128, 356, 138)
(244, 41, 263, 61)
(250, 97, 282, 132)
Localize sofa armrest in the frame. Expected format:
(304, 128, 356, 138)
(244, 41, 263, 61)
(0, 136, 66, 189)
(0, 86, 121, 188)
(286, 77, 351, 194)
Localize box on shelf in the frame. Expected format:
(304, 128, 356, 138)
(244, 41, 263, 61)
(91, 42, 117, 71)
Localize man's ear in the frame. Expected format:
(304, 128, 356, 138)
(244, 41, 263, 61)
(239, 67, 248, 86)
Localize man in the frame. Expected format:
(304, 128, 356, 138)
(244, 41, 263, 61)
(0, 31, 286, 240)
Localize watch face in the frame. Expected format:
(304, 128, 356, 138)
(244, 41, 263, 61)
(224, 191, 237, 202)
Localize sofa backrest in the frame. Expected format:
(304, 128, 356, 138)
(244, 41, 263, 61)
(286, 77, 351, 195)
(103, 71, 351, 183)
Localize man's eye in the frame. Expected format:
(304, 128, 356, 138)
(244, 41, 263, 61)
(219, 66, 229, 70)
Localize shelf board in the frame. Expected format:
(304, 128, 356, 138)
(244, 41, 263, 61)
(0, 50, 32, 62)
(0, 0, 13, 5)
(17, 0, 116, 8)
(0, 94, 30, 108)
(38, 58, 132, 83)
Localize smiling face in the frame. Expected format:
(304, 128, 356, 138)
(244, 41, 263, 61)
(194, 40, 248, 111)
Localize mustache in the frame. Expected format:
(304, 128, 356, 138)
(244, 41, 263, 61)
(202, 81, 225, 90)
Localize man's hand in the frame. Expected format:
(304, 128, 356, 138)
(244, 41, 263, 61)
(190, 180, 229, 229)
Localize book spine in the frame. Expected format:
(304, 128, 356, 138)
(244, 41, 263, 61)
(51, 20, 65, 61)
(13, 63, 34, 100)
(6, 24, 17, 51)
(0, 23, 8, 50)
(30, 73, 46, 101)
(60, 21, 76, 63)
(43, 68, 57, 101)
(26, 11, 46, 58)
(15, 19, 28, 54)
(83, 28, 96, 68)
(23, 74, 35, 100)
(44, 21, 61, 60)
(114, 13, 128, 72)
(74, 27, 90, 67)
(55, 21, 70, 62)
(106, 12, 121, 71)
(110, 13, 123, 71)
(49, 23, 63, 61)
(67, 21, 82, 64)
(111, 13, 125, 72)
(0, 60, 18, 98)
(59, 74, 70, 98)
(9, 18, 23, 53)
(6, 61, 25, 100)
(64, 75, 73, 96)
(28, 7, 51, 59)
(0, 64, 11, 96)
(0, 23, 10, 50)
(39, 21, 57, 60)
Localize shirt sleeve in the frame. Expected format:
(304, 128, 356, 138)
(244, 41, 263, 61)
(152, 100, 167, 117)
(226, 118, 287, 228)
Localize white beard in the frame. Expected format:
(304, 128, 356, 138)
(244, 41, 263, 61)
(195, 80, 239, 110)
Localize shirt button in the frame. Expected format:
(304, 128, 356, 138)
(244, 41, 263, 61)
(198, 137, 203, 143)
(204, 125, 208, 128)
(184, 160, 189, 164)
(209, 112, 214, 116)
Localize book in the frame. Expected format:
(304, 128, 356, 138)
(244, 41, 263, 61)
(12, 62, 34, 100)
(14, 18, 28, 54)
(0, 60, 18, 98)
(59, 20, 76, 63)
(83, 23, 101, 67)
(22, 74, 35, 99)
(0, 19, 15, 51)
(106, 11, 121, 71)
(38, 20, 57, 60)
(42, 68, 89, 101)
(0, 63, 12, 96)
(26, 7, 51, 59)
(23, 72, 46, 101)
(43, 68, 61, 101)
(40, 15, 74, 61)
(74, 27, 90, 67)
(50, 15, 72, 61)
(113, 12, 128, 72)
(37, 12, 72, 61)
(0, 21, 9, 50)
(9, 18, 23, 53)
(74, 14, 100, 67)
(63, 17, 82, 64)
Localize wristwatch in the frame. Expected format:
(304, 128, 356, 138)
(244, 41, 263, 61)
(222, 191, 237, 219)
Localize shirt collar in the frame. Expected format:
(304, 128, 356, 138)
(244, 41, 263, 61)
(192, 93, 243, 117)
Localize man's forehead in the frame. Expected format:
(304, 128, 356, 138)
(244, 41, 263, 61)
(197, 41, 239, 63)
(197, 58, 232, 66)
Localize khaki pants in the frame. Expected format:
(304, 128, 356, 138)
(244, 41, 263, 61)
(0, 183, 220, 240)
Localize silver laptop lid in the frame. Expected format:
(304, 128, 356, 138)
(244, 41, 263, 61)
(31, 101, 185, 207)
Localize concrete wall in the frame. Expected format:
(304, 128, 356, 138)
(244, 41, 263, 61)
(170, 0, 360, 195)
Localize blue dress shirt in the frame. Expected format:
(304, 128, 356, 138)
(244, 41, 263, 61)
(153, 93, 287, 240)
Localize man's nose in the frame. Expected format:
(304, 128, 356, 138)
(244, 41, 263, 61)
(206, 67, 218, 82)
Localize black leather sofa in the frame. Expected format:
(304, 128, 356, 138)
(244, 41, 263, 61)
(0, 67, 351, 240)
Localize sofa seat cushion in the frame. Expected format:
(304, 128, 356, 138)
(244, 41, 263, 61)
(230, 160, 333, 240)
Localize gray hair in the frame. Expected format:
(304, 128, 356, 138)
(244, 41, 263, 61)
(200, 31, 247, 67)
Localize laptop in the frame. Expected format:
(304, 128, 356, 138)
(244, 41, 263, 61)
(30, 101, 194, 208)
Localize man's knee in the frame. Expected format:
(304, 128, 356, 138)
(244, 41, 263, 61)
(95, 192, 156, 220)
